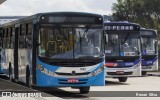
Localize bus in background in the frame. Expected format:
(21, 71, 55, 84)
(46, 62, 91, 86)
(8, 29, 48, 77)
(104, 22, 141, 82)
(0, 16, 26, 75)
(0, 25, 2, 74)
(140, 28, 158, 75)
(1, 12, 105, 93)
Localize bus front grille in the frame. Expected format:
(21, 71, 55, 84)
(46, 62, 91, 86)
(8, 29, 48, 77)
(107, 72, 133, 75)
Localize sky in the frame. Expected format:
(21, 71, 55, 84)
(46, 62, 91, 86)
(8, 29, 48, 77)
(0, 0, 117, 16)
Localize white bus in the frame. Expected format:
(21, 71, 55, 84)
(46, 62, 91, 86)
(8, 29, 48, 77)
(104, 22, 141, 82)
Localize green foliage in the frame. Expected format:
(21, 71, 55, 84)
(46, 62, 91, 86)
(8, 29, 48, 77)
(112, 0, 160, 33)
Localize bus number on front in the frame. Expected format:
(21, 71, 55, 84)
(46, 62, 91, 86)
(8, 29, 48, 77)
(80, 68, 86, 71)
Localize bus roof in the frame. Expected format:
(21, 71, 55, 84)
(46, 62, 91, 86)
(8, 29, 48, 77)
(38, 12, 103, 17)
(3, 12, 103, 27)
(140, 28, 157, 32)
(140, 28, 157, 36)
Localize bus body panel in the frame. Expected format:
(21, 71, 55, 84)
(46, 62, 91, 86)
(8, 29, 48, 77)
(106, 58, 141, 77)
(18, 48, 32, 83)
(1, 49, 14, 76)
(36, 59, 105, 86)
(142, 56, 158, 71)
(106, 63, 141, 77)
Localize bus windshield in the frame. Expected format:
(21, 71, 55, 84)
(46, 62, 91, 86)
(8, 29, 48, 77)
(38, 26, 103, 59)
(141, 37, 156, 55)
(105, 32, 140, 56)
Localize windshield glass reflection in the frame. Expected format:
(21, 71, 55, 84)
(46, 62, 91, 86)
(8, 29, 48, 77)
(38, 26, 103, 59)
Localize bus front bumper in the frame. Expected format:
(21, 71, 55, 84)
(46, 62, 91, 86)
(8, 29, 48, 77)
(142, 63, 158, 72)
(36, 71, 105, 87)
(105, 64, 141, 77)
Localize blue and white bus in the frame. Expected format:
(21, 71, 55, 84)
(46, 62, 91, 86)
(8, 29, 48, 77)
(1, 12, 105, 93)
(140, 28, 158, 75)
(104, 22, 141, 82)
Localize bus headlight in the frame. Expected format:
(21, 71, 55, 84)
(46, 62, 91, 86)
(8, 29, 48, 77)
(38, 64, 55, 77)
(38, 64, 44, 71)
(91, 66, 104, 76)
(153, 61, 157, 65)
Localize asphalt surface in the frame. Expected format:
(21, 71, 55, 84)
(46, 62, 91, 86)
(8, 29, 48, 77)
(0, 72, 160, 100)
(0, 76, 33, 91)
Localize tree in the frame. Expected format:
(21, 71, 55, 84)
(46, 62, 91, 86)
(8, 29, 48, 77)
(112, 0, 160, 33)
(112, 0, 160, 70)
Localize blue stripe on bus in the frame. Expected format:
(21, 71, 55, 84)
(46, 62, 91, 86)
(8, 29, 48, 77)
(107, 58, 141, 67)
(142, 56, 158, 66)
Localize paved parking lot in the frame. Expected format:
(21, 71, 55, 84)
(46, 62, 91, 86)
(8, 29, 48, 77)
(0, 73, 160, 100)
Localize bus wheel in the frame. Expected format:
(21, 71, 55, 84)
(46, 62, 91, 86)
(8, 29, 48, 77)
(118, 77, 127, 82)
(142, 71, 147, 76)
(26, 66, 31, 88)
(79, 86, 90, 94)
(9, 63, 13, 81)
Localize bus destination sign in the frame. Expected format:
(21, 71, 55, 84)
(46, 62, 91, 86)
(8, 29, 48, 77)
(104, 26, 135, 31)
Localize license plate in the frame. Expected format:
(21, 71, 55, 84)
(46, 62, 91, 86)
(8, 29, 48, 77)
(67, 78, 79, 83)
(116, 71, 124, 74)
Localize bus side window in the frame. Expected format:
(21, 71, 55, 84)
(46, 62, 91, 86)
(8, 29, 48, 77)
(2, 29, 5, 48)
(6, 28, 8, 48)
(11, 27, 15, 49)
(4, 28, 7, 48)
(26, 23, 32, 48)
(8, 27, 12, 49)
(19, 24, 26, 48)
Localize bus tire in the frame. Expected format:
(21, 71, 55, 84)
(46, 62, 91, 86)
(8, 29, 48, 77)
(79, 86, 90, 94)
(26, 66, 31, 88)
(9, 63, 13, 81)
(118, 77, 127, 82)
(142, 71, 147, 76)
